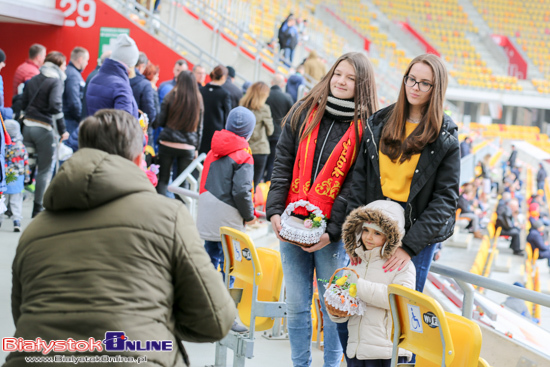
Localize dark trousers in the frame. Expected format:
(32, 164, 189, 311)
(156, 144, 194, 196)
(204, 240, 234, 287)
(264, 140, 278, 182)
(253, 154, 268, 188)
(347, 357, 407, 367)
(500, 227, 521, 251)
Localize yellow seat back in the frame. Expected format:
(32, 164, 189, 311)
(478, 357, 491, 366)
(220, 227, 283, 331)
(389, 285, 483, 367)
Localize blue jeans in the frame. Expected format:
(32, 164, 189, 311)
(411, 243, 438, 293)
(280, 240, 347, 367)
(283, 48, 295, 66)
(204, 241, 234, 287)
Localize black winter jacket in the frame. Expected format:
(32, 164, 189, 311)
(347, 104, 460, 257)
(22, 68, 66, 134)
(156, 91, 204, 150)
(199, 84, 232, 154)
(266, 104, 358, 243)
(265, 85, 294, 141)
(130, 71, 157, 122)
(62, 62, 85, 122)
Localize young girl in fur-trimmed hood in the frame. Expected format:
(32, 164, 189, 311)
(330, 200, 416, 366)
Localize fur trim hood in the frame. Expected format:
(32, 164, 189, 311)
(343, 200, 405, 259)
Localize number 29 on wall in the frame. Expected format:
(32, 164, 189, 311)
(58, 0, 96, 28)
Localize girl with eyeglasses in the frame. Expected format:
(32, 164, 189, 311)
(348, 53, 460, 296)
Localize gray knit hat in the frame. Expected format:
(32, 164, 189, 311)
(226, 107, 256, 140)
(110, 34, 139, 69)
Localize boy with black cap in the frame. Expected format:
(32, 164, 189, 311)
(196, 106, 256, 333)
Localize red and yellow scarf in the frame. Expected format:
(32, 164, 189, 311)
(286, 107, 362, 219)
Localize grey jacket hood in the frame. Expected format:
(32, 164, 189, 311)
(43, 148, 154, 211)
(343, 200, 406, 259)
(40, 61, 67, 81)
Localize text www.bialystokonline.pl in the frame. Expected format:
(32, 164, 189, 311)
(24, 355, 147, 364)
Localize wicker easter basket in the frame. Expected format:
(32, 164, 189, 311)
(279, 200, 327, 248)
(324, 267, 366, 317)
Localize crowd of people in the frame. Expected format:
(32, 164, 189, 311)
(0, 33, 472, 365)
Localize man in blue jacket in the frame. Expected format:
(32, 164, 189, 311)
(63, 47, 89, 135)
(158, 59, 188, 104)
(85, 34, 139, 118)
(130, 52, 157, 123)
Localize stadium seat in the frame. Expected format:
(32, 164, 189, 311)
(388, 284, 483, 366)
(215, 227, 286, 366)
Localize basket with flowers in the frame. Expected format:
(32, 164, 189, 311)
(323, 267, 367, 317)
(279, 200, 327, 247)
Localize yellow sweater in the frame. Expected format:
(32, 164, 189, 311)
(379, 121, 421, 202)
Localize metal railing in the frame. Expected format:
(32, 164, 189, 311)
(106, 0, 249, 85)
(167, 153, 207, 219)
(430, 263, 550, 320)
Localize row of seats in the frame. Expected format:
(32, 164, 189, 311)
(471, 0, 550, 90)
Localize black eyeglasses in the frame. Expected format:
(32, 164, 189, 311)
(404, 76, 433, 92)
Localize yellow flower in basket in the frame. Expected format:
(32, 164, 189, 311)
(314, 216, 322, 222)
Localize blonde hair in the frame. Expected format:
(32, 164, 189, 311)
(240, 81, 270, 111)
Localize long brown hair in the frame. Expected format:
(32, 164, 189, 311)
(380, 54, 448, 163)
(240, 82, 270, 111)
(166, 71, 203, 132)
(283, 52, 378, 149)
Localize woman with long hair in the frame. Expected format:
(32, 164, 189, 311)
(240, 81, 274, 187)
(266, 52, 379, 367)
(198, 65, 232, 154)
(348, 54, 460, 294)
(21, 51, 69, 217)
(155, 70, 203, 195)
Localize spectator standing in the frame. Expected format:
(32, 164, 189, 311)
(527, 220, 550, 266)
(198, 65, 231, 154)
(508, 144, 518, 168)
(222, 66, 243, 109)
(81, 51, 111, 120)
(303, 51, 327, 83)
(158, 59, 188, 104)
(240, 82, 274, 187)
(155, 71, 203, 196)
(12, 44, 46, 95)
(143, 63, 161, 123)
(193, 64, 207, 88)
(63, 47, 89, 135)
(0, 49, 14, 120)
(86, 34, 139, 118)
(21, 51, 69, 218)
(348, 54, 460, 294)
(496, 198, 524, 256)
(130, 52, 157, 123)
(537, 162, 547, 191)
(266, 52, 379, 367)
(278, 15, 299, 65)
(286, 64, 306, 103)
(6, 109, 236, 367)
(460, 136, 471, 158)
(1, 120, 29, 232)
(265, 73, 293, 182)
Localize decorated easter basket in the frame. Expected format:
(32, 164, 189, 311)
(279, 200, 327, 248)
(323, 267, 367, 317)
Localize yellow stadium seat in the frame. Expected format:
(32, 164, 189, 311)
(388, 284, 483, 366)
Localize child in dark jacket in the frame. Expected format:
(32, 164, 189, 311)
(1, 120, 29, 231)
(196, 106, 257, 333)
